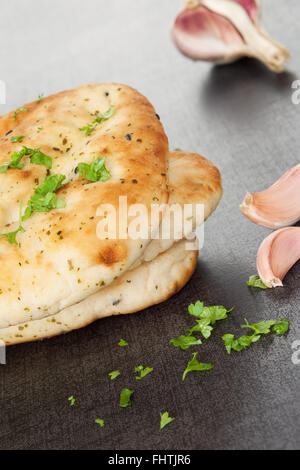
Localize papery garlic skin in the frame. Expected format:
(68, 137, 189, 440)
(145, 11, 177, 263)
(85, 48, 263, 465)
(186, 1, 260, 22)
(172, 5, 246, 62)
(257, 227, 300, 288)
(232, 0, 259, 22)
(172, 0, 290, 73)
(240, 163, 300, 229)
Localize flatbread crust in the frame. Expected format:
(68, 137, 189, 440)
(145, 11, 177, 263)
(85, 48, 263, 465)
(138, 151, 223, 263)
(0, 239, 197, 345)
(0, 84, 169, 328)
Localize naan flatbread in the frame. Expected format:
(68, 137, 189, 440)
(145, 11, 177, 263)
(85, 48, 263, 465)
(0, 151, 222, 345)
(0, 84, 169, 328)
(0, 239, 197, 345)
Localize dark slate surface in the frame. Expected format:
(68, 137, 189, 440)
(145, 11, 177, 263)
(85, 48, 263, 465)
(0, 0, 299, 450)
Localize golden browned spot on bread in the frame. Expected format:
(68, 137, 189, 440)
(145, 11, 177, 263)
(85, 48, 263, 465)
(98, 242, 127, 266)
(20, 170, 32, 179)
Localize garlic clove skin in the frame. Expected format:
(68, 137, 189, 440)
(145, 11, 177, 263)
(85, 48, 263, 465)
(172, 4, 247, 62)
(257, 227, 300, 288)
(240, 163, 300, 229)
(232, 0, 259, 22)
(172, 0, 290, 73)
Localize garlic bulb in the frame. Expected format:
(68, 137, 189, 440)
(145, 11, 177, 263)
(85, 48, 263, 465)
(240, 163, 300, 229)
(172, 0, 290, 73)
(257, 227, 300, 287)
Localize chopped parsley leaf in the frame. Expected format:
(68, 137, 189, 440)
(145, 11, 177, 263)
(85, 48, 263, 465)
(188, 302, 233, 323)
(160, 412, 175, 430)
(188, 300, 204, 318)
(68, 396, 75, 407)
(242, 318, 289, 336)
(119, 388, 134, 408)
(0, 146, 52, 174)
(241, 318, 277, 335)
(0, 201, 25, 245)
(78, 157, 111, 183)
(11, 135, 25, 143)
(170, 335, 202, 350)
(108, 370, 121, 380)
(182, 352, 213, 381)
(37, 93, 44, 103)
(29, 149, 52, 169)
(0, 147, 28, 173)
(223, 317, 289, 354)
(247, 275, 268, 289)
(95, 418, 105, 428)
(22, 174, 66, 221)
(118, 339, 128, 347)
(95, 105, 116, 123)
(187, 301, 233, 339)
(134, 365, 153, 380)
(12, 107, 28, 121)
(187, 319, 213, 339)
(222, 333, 260, 354)
(272, 318, 289, 335)
(80, 105, 115, 136)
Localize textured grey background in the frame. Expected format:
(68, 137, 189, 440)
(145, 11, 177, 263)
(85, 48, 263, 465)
(0, 0, 299, 450)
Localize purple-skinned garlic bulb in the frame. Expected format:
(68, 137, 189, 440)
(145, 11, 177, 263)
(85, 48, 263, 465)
(172, 0, 290, 73)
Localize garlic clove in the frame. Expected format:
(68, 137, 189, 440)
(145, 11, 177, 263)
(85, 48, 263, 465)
(232, 0, 259, 22)
(172, 4, 246, 62)
(257, 227, 300, 287)
(240, 163, 300, 229)
(172, 0, 290, 73)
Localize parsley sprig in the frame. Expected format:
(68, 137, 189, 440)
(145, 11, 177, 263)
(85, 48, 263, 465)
(170, 301, 234, 352)
(182, 352, 213, 381)
(223, 317, 289, 354)
(187, 302, 234, 339)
